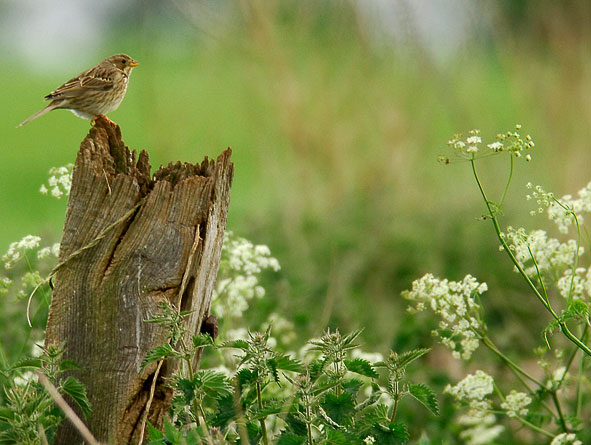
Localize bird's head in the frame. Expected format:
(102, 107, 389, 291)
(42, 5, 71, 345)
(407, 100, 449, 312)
(106, 54, 140, 75)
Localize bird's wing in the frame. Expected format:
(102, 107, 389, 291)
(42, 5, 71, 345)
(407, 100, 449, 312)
(44, 64, 115, 100)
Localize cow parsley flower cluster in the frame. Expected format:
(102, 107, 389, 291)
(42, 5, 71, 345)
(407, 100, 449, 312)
(546, 182, 591, 234)
(457, 411, 504, 445)
(551, 433, 583, 445)
(502, 228, 582, 279)
(500, 390, 531, 418)
(212, 231, 281, 317)
(402, 273, 487, 359)
(444, 370, 494, 413)
(2, 235, 42, 269)
(445, 124, 534, 161)
(39, 164, 73, 199)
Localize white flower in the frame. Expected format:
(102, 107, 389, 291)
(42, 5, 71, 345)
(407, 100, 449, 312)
(40, 164, 74, 200)
(466, 135, 482, 144)
(551, 433, 582, 445)
(547, 182, 591, 234)
(363, 436, 376, 444)
(457, 411, 504, 445)
(403, 274, 486, 359)
(487, 141, 503, 151)
(3, 235, 42, 268)
(445, 370, 494, 412)
(500, 390, 531, 417)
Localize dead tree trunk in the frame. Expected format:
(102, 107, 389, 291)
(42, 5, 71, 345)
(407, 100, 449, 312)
(44, 117, 233, 443)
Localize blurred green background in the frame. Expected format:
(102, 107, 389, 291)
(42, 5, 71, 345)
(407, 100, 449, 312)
(1, 0, 590, 376)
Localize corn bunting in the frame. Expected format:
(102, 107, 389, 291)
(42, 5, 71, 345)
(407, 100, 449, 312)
(18, 54, 139, 127)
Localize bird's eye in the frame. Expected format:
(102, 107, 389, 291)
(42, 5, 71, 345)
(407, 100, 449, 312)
(121, 59, 126, 64)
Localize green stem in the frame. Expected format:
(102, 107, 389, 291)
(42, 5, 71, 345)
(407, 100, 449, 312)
(498, 155, 514, 209)
(550, 391, 568, 432)
(306, 404, 313, 445)
(256, 381, 269, 445)
(390, 380, 400, 423)
(481, 336, 543, 387)
(470, 159, 591, 357)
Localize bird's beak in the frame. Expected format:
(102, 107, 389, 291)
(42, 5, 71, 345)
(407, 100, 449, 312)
(130, 60, 140, 67)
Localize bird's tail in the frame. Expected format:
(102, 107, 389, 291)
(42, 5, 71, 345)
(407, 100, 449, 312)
(17, 103, 59, 128)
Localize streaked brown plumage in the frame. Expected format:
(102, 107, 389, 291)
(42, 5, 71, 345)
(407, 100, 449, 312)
(18, 54, 139, 128)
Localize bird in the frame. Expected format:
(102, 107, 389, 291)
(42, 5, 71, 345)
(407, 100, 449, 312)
(17, 54, 139, 128)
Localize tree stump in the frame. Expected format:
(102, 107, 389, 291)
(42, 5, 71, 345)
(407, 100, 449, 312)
(44, 117, 233, 443)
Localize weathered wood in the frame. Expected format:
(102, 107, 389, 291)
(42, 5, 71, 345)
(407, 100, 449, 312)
(44, 117, 233, 443)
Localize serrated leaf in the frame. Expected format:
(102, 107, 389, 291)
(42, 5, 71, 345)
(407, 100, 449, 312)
(163, 417, 182, 441)
(195, 370, 232, 398)
(275, 354, 304, 373)
(267, 357, 280, 383)
(324, 429, 358, 444)
(12, 358, 43, 370)
(390, 348, 430, 370)
(192, 333, 214, 348)
(236, 368, 258, 385)
(209, 393, 236, 429)
(369, 422, 409, 444)
(358, 404, 390, 428)
(342, 329, 363, 349)
(309, 359, 329, 381)
(408, 383, 439, 416)
(141, 342, 175, 369)
(345, 358, 378, 378)
(60, 376, 92, 419)
(59, 359, 82, 372)
(342, 378, 363, 397)
(177, 378, 195, 404)
(218, 339, 250, 350)
(322, 392, 355, 426)
(147, 420, 165, 440)
(277, 432, 307, 445)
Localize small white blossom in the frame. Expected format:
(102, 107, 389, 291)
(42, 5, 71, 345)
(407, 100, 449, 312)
(363, 436, 376, 444)
(501, 390, 531, 417)
(487, 141, 503, 151)
(547, 182, 591, 234)
(445, 370, 494, 412)
(403, 274, 486, 359)
(466, 135, 482, 144)
(40, 164, 73, 200)
(551, 433, 582, 445)
(3, 235, 42, 268)
(457, 411, 504, 445)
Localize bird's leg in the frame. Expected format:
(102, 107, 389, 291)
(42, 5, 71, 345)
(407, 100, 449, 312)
(91, 115, 117, 126)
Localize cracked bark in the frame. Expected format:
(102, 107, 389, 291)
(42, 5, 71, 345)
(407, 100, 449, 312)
(44, 117, 233, 444)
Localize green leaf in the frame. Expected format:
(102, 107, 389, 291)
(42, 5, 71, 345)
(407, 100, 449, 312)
(141, 342, 175, 369)
(408, 383, 439, 416)
(342, 379, 363, 397)
(324, 429, 359, 444)
(390, 348, 430, 370)
(342, 329, 363, 350)
(345, 358, 378, 378)
(192, 333, 215, 348)
(195, 370, 232, 398)
(60, 376, 92, 419)
(163, 417, 182, 442)
(322, 392, 355, 426)
(146, 420, 165, 440)
(12, 358, 43, 370)
(59, 360, 82, 372)
(369, 422, 409, 444)
(358, 404, 390, 430)
(219, 339, 250, 350)
(209, 393, 236, 429)
(177, 377, 195, 404)
(277, 432, 307, 445)
(274, 354, 304, 373)
(267, 357, 280, 383)
(236, 368, 258, 386)
(309, 358, 329, 381)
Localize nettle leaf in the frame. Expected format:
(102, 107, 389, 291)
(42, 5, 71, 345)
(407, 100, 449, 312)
(163, 417, 182, 442)
(267, 358, 280, 383)
(342, 329, 363, 350)
(322, 392, 356, 426)
(210, 393, 236, 429)
(141, 342, 175, 370)
(218, 339, 250, 350)
(12, 358, 43, 370)
(345, 358, 378, 378)
(237, 368, 258, 386)
(408, 383, 439, 416)
(277, 432, 307, 445)
(177, 378, 195, 404)
(147, 420, 165, 440)
(324, 429, 359, 444)
(60, 376, 92, 419)
(309, 359, 329, 381)
(391, 348, 430, 370)
(358, 404, 389, 428)
(195, 370, 232, 398)
(59, 360, 82, 372)
(342, 379, 363, 397)
(369, 422, 409, 444)
(192, 333, 215, 348)
(275, 354, 304, 373)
